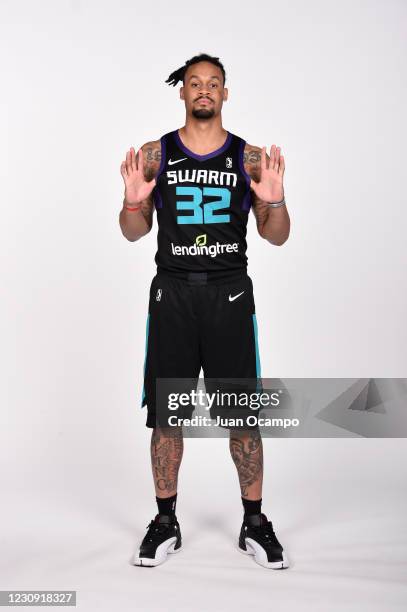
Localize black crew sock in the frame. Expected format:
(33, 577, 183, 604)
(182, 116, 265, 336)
(156, 493, 177, 516)
(242, 497, 262, 517)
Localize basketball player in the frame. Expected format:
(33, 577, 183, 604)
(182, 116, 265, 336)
(119, 54, 290, 569)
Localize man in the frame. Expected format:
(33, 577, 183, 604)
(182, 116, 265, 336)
(119, 54, 290, 569)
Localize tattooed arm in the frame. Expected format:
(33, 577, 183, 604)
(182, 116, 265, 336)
(244, 144, 290, 246)
(119, 140, 161, 242)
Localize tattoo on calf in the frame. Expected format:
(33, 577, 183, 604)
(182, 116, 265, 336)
(230, 430, 263, 496)
(151, 428, 183, 494)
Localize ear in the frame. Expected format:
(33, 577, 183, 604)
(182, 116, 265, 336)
(180, 86, 185, 100)
(223, 87, 228, 101)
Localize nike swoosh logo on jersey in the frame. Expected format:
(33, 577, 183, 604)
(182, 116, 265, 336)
(168, 157, 188, 165)
(229, 291, 245, 302)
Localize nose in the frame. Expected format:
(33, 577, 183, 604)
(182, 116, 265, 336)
(197, 85, 210, 96)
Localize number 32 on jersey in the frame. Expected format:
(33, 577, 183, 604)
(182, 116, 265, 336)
(176, 186, 230, 224)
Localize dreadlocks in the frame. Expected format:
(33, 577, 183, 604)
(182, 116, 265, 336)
(165, 53, 226, 87)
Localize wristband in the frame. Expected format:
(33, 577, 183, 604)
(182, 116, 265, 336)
(124, 205, 141, 211)
(268, 196, 286, 208)
(123, 198, 141, 212)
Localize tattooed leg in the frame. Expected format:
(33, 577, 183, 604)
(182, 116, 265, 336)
(151, 426, 184, 497)
(229, 428, 263, 499)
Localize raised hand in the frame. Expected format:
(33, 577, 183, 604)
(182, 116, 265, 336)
(250, 145, 285, 204)
(120, 147, 156, 206)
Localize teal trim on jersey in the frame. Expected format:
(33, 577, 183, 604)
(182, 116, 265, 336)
(141, 313, 150, 407)
(252, 313, 262, 392)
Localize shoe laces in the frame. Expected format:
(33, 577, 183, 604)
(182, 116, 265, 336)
(144, 518, 172, 543)
(250, 518, 279, 546)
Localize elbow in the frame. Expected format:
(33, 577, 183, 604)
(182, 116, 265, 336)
(259, 231, 290, 246)
(119, 214, 152, 242)
(119, 223, 138, 242)
(120, 227, 151, 242)
(271, 235, 289, 246)
(259, 222, 290, 246)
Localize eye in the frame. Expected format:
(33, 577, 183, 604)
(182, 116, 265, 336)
(191, 83, 199, 87)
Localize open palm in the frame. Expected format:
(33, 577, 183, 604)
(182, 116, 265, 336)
(250, 145, 285, 203)
(120, 147, 156, 206)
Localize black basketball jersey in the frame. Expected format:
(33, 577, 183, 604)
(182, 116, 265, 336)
(152, 129, 253, 277)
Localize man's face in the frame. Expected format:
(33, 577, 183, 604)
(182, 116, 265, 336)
(180, 62, 228, 119)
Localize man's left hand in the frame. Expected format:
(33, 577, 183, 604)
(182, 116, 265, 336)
(250, 145, 285, 204)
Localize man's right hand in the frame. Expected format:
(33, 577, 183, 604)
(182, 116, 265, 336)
(120, 147, 157, 206)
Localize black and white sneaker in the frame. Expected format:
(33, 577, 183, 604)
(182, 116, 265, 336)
(238, 513, 289, 569)
(133, 514, 182, 567)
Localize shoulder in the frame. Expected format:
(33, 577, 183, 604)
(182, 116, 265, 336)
(141, 139, 162, 162)
(243, 142, 263, 180)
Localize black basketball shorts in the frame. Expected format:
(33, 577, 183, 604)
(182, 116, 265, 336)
(140, 271, 262, 428)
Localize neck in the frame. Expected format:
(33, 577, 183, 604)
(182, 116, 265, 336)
(179, 117, 227, 155)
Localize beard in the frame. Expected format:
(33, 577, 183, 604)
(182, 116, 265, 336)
(192, 107, 215, 119)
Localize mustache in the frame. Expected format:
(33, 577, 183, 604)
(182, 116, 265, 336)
(195, 96, 213, 102)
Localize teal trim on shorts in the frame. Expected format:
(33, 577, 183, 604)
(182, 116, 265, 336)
(252, 313, 262, 392)
(141, 313, 150, 407)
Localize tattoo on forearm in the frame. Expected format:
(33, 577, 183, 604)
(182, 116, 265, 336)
(229, 429, 263, 496)
(151, 427, 183, 494)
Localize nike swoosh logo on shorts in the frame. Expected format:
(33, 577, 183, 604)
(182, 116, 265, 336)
(168, 157, 188, 165)
(229, 291, 245, 302)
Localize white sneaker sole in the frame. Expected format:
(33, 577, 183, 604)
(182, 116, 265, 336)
(133, 537, 181, 567)
(239, 538, 290, 569)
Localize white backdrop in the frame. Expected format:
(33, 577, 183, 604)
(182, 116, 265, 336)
(1, 1, 406, 610)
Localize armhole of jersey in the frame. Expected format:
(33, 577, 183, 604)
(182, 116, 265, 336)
(155, 134, 167, 179)
(238, 137, 253, 212)
(153, 134, 167, 210)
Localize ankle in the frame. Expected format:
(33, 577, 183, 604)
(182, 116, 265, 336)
(242, 496, 262, 517)
(156, 493, 177, 516)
